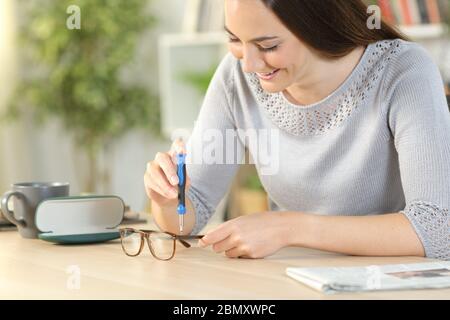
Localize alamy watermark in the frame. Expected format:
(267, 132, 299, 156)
(367, 5, 382, 30)
(366, 265, 382, 290)
(66, 5, 81, 30)
(66, 265, 81, 290)
(171, 127, 280, 176)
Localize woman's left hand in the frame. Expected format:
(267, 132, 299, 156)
(198, 211, 291, 259)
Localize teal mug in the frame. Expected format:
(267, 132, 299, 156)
(1, 182, 69, 238)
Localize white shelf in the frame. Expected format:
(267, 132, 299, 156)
(399, 23, 448, 39)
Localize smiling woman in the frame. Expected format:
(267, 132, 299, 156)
(146, 0, 450, 261)
(223, 0, 408, 103)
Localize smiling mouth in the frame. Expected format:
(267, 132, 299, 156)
(256, 69, 280, 80)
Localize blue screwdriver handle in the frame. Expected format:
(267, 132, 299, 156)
(176, 153, 186, 215)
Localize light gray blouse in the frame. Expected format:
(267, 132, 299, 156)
(185, 39, 450, 260)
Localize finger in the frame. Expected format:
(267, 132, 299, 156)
(147, 165, 178, 199)
(151, 168, 178, 199)
(144, 171, 171, 200)
(148, 187, 172, 206)
(212, 235, 236, 253)
(155, 152, 179, 186)
(225, 247, 247, 259)
(169, 138, 187, 157)
(198, 223, 233, 247)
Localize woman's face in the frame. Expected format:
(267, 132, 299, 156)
(224, 0, 315, 93)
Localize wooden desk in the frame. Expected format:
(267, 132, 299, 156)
(0, 224, 449, 300)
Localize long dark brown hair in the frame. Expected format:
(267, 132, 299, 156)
(260, 0, 408, 58)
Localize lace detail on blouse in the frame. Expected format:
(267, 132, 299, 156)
(187, 187, 214, 235)
(402, 201, 450, 260)
(244, 40, 402, 136)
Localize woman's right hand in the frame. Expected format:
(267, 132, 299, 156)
(144, 139, 191, 207)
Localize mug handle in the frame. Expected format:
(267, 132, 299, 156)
(1, 191, 26, 227)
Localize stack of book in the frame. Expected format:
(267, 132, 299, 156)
(377, 0, 449, 26)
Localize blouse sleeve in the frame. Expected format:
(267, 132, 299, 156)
(385, 44, 450, 260)
(185, 54, 244, 234)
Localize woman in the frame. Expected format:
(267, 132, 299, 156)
(144, 0, 450, 260)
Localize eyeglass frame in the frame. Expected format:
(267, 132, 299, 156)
(119, 227, 204, 261)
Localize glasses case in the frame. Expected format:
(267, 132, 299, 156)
(35, 195, 124, 244)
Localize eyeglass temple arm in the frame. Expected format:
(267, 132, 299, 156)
(176, 235, 204, 248)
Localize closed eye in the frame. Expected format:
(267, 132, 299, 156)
(259, 45, 278, 52)
(228, 38, 278, 52)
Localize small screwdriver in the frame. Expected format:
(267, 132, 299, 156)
(176, 152, 187, 233)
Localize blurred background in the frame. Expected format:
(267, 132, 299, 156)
(0, 0, 449, 225)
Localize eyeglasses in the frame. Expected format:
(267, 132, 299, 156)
(119, 228, 204, 261)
